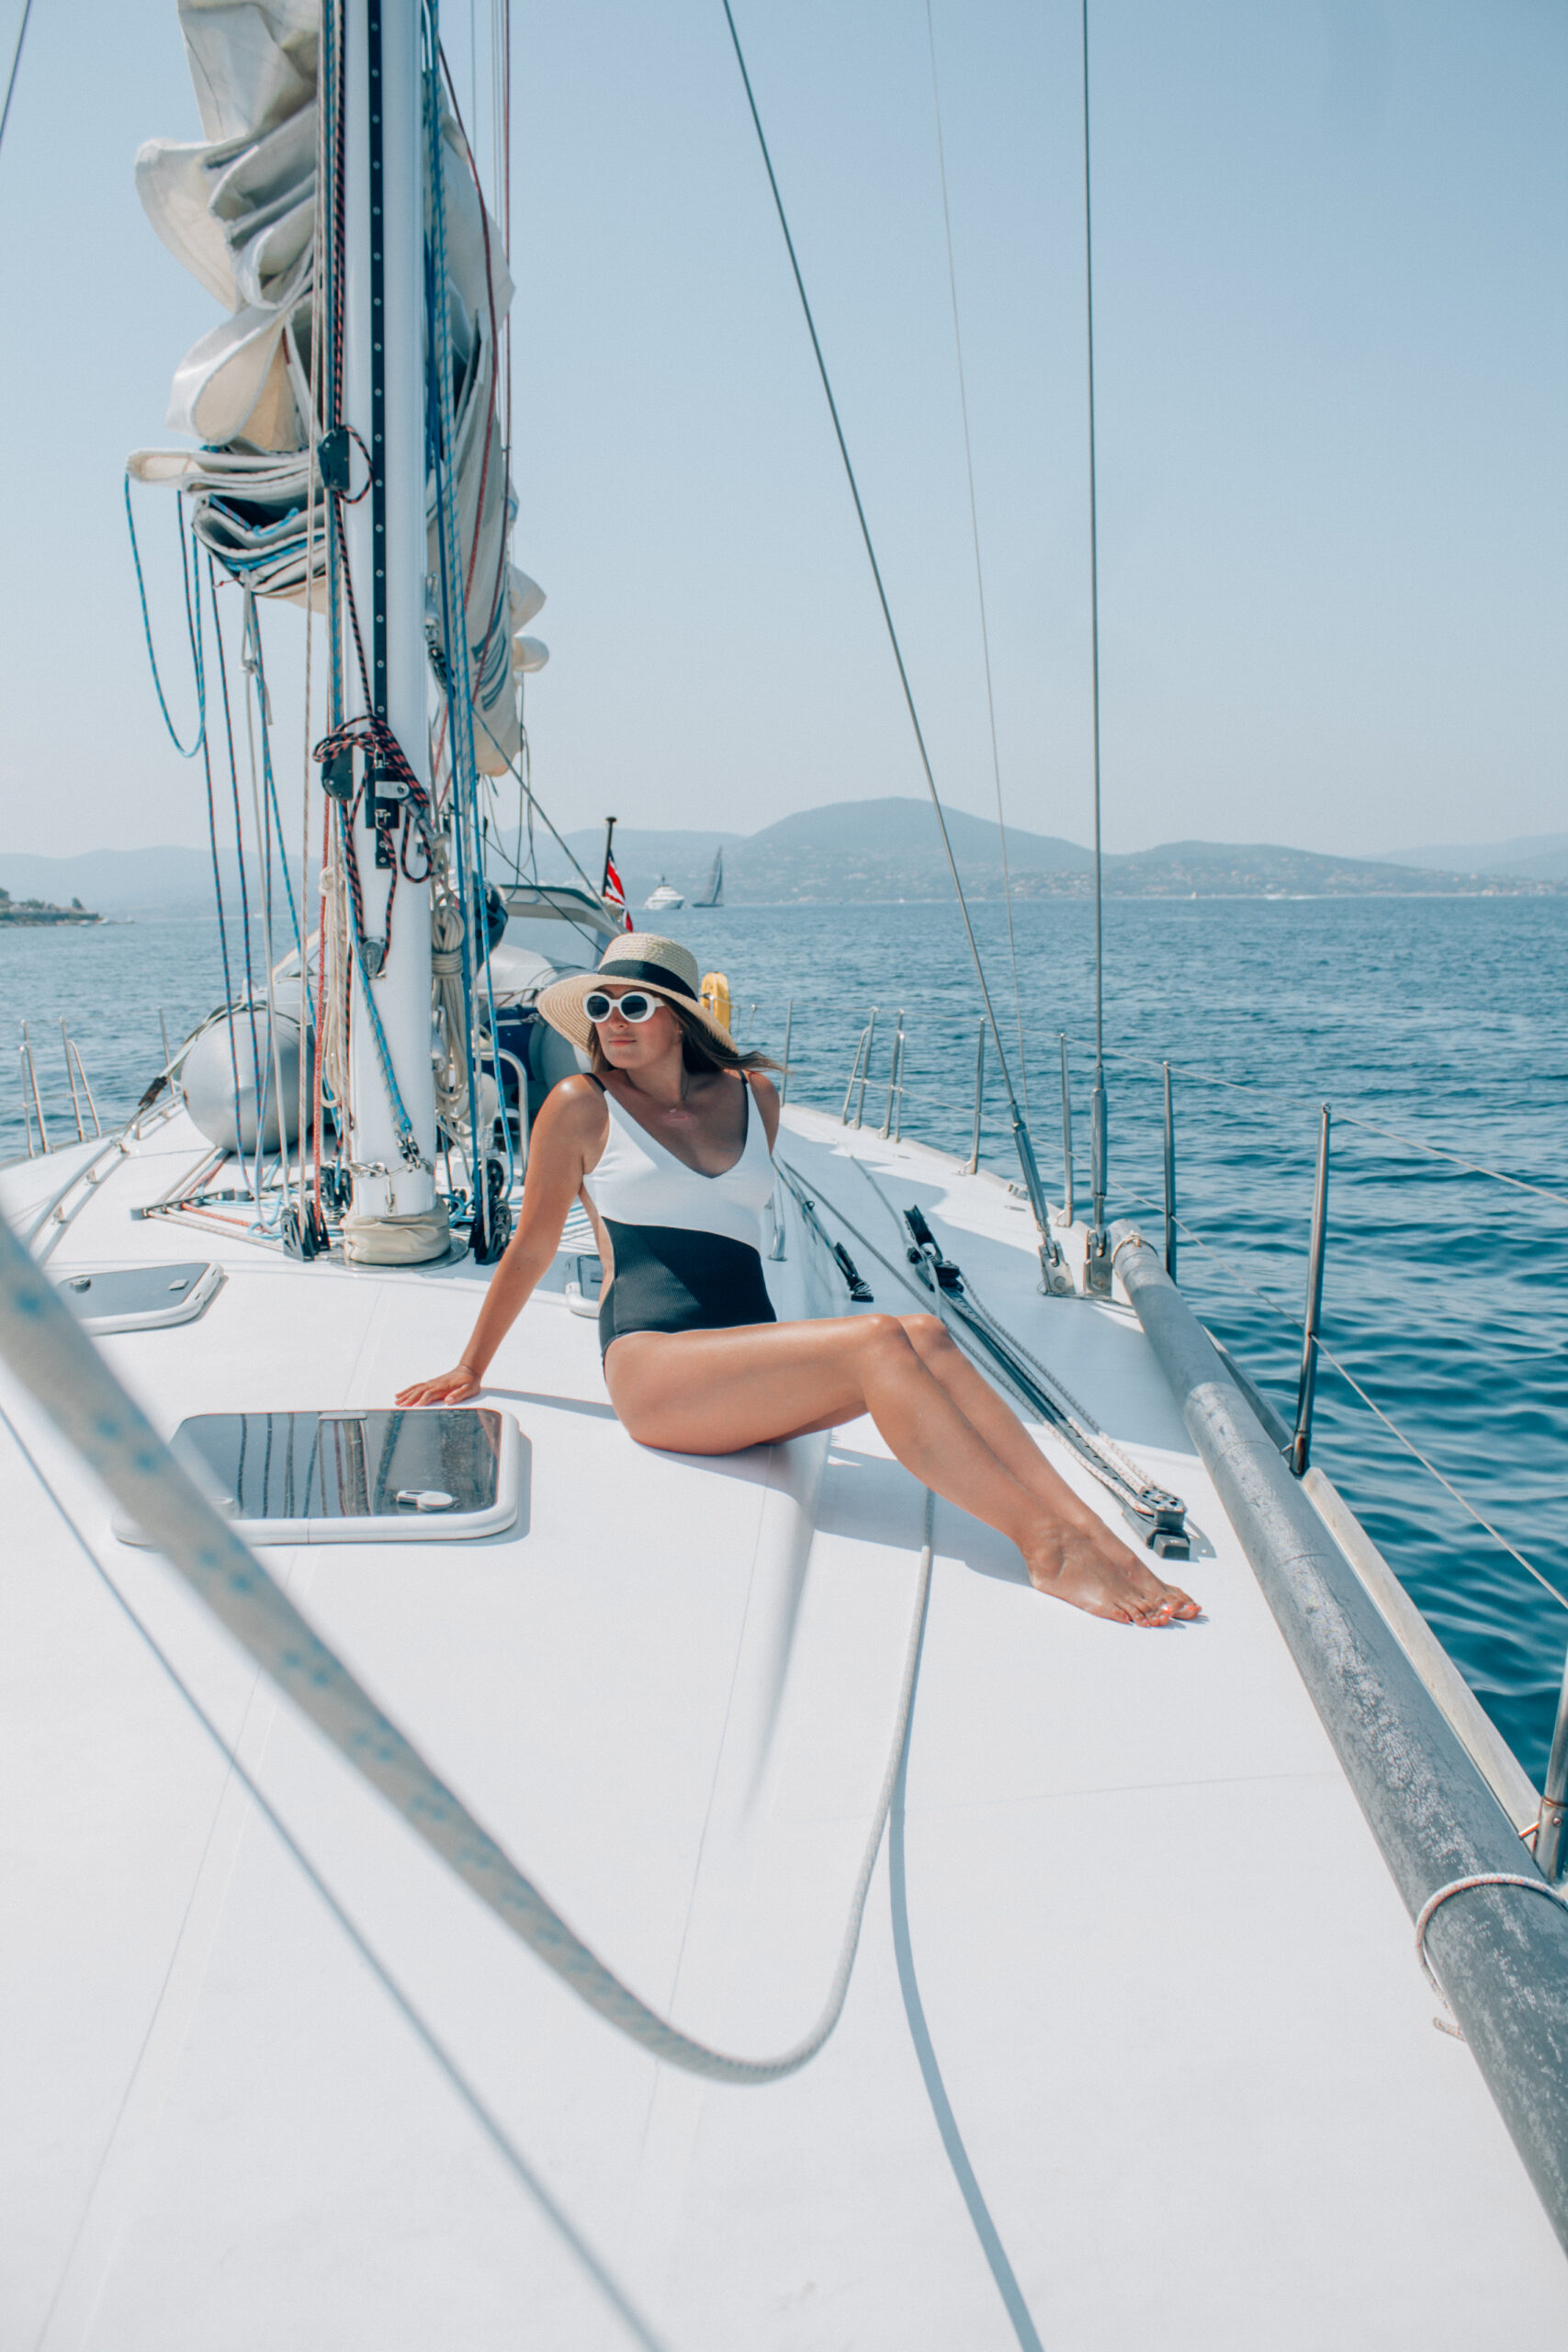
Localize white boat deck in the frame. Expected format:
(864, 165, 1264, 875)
(3, 1102, 1562, 2348)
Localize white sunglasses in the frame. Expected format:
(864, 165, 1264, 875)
(583, 988, 663, 1024)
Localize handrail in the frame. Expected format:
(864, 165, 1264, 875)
(1156, 1202, 1568, 1619)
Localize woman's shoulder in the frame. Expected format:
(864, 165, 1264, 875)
(538, 1070, 609, 1126)
(744, 1067, 781, 1145)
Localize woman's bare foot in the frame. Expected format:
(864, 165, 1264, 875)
(1026, 1520, 1201, 1626)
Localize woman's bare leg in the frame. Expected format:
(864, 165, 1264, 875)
(605, 1314, 1197, 1625)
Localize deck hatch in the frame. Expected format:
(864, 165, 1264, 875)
(55, 1261, 221, 1335)
(116, 1408, 521, 1545)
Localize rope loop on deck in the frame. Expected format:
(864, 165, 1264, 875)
(1415, 1871, 1568, 2030)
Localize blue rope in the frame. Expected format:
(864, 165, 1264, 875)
(124, 479, 206, 758)
(341, 808, 421, 1162)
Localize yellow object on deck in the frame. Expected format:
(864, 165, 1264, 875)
(699, 972, 732, 1033)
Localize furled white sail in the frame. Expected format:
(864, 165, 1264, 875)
(128, 0, 537, 773)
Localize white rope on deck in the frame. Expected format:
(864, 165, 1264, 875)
(1415, 1871, 1568, 2014)
(0, 1200, 932, 2086)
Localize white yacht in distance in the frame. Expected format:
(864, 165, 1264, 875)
(642, 876, 684, 912)
(3, 4, 1566, 2347)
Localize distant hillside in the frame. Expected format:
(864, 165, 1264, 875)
(0, 848, 301, 918)
(549, 799, 1094, 909)
(17, 803, 1562, 916)
(1374, 831, 1568, 885)
(535, 801, 1559, 904)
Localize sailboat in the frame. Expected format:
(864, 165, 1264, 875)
(694, 847, 724, 908)
(3, 3, 1566, 2345)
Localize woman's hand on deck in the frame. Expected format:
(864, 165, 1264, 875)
(395, 1363, 482, 1407)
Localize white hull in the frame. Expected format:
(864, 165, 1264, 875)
(3, 1098, 1561, 2347)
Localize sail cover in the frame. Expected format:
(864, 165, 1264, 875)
(128, 0, 542, 773)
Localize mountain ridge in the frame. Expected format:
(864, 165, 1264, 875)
(5, 802, 1561, 913)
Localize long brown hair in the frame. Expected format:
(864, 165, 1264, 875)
(586, 996, 780, 1080)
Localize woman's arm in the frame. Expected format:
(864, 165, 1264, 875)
(394, 1076, 606, 1405)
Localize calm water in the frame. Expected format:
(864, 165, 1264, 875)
(4, 896, 1565, 1779)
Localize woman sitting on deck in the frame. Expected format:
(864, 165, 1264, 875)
(397, 935, 1197, 1627)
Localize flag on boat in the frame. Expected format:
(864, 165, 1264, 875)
(602, 854, 634, 931)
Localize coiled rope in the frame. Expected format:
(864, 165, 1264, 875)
(0, 1202, 933, 2086)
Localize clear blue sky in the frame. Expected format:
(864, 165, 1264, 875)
(1, 0, 1564, 860)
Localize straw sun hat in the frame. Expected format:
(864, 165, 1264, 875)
(535, 933, 736, 1057)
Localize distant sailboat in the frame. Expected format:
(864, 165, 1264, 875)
(694, 847, 724, 908)
(643, 875, 684, 911)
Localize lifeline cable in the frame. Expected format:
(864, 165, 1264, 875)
(0, 1204, 934, 2086)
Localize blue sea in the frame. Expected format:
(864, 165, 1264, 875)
(4, 893, 1564, 1780)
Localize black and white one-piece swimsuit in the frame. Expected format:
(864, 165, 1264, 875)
(587, 1077, 777, 1357)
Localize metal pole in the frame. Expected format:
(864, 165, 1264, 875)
(1059, 1034, 1074, 1225)
(967, 1019, 985, 1173)
(892, 1020, 906, 1143)
(840, 1028, 867, 1123)
(18, 1046, 36, 1159)
(779, 998, 794, 1107)
(853, 1006, 878, 1129)
(60, 1022, 85, 1142)
(71, 1045, 102, 1137)
(22, 1024, 50, 1155)
(343, 0, 439, 1244)
(1291, 1104, 1332, 1477)
(1162, 1059, 1177, 1279)
(1537, 1646, 1568, 1883)
(880, 1010, 903, 1137)
(159, 1006, 171, 1067)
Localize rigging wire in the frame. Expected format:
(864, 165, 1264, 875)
(124, 481, 207, 758)
(1078, 0, 1110, 1238)
(922, 0, 1029, 1116)
(718, 0, 1064, 1274)
(0, 0, 34, 160)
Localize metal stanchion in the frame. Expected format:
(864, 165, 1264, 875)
(1163, 1060, 1177, 1279)
(1059, 1034, 1074, 1225)
(1291, 1105, 1332, 1477)
(966, 1020, 985, 1174)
